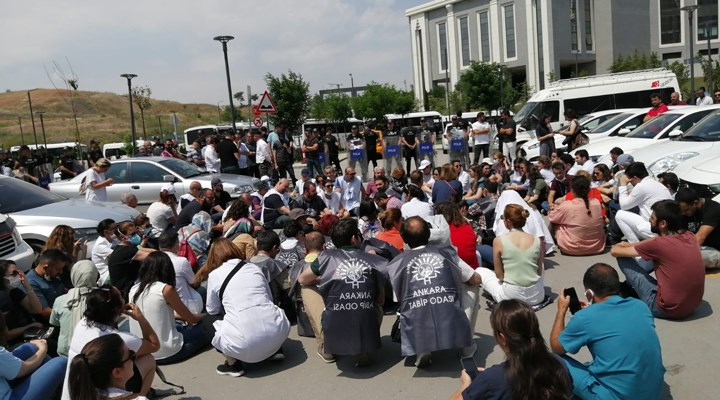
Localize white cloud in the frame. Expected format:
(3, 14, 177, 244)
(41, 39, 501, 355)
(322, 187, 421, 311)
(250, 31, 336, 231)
(0, 0, 417, 104)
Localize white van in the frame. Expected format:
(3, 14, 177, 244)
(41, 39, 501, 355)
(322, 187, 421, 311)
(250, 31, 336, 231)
(103, 141, 144, 160)
(513, 68, 680, 146)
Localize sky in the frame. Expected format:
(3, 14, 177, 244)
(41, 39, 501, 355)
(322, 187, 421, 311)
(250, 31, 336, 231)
(1, 0, 419, 105)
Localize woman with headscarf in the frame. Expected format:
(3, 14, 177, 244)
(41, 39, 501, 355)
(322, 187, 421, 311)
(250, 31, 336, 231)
(477, 190, 555, 266)
(49, 260, 99, 357)
(177, 211, 213, 268)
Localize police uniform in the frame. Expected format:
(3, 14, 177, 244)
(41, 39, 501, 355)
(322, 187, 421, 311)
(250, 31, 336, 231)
(383, 125, 402, 177)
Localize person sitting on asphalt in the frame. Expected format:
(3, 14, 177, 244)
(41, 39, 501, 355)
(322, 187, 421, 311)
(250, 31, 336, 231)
(261, 179, 292, 229)
(615, 162, 672, 243)
(611, 200, 704, 319)
(298, 218, 388, 367)
(677, 187, 720, 269)
(388, 216, 480, 368)
(26, 249, 71, 322)
(204, 237, 290, 378)
(175, 188, 215, 230)
(210, 178, 232, 222)
(49, 260, 98, 357)
(291, 182, 328, 218)
(336, 167, 365, 216)
(120, 192, 139, 209)
(451, 299, 571, 400)
(568, 149, 595, 176)
(545, 161, 574, 213)
(657, 171, 679, 198)
(551, 263, 665, 400)
(146, 184, 178, 248)
(476, 204, 545, 306)
(548, 175, 606, 256)
(401, 183, 433, 219)
(107, 222, 156, 301)
(436, 201, 479, 270)
(374, 191, 403, 211)
(274, 220, 306, 269)
(177, 211, 213, 269)
(365, 167, 386, 198)
(432, 163, 463, 204)
(176, 181, 202, 214)
(159, 230, 205, 315)
(1, 260, 43, 346)
(91, 219, 117, 285)
(374, 208, 405, 252)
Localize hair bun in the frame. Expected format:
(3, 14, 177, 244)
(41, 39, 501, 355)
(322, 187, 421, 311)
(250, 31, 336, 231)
(521, 209, 530, 218)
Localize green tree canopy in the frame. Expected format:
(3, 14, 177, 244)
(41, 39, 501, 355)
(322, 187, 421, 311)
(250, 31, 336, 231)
(608, 51, 662, 73)
(455, 61, 517, 112)
(351, 82, 417, 122)
(265, 70, 311, 134)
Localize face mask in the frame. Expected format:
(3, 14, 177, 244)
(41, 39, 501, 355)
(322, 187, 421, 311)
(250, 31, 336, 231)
(129, 234, 142, 246)
(5, 275, 21, 289)
(143, 226, 152, 236)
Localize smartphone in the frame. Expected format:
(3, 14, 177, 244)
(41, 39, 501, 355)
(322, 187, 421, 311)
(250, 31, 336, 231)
(460, 357, 479, 380)
(564, 287, 582, 315)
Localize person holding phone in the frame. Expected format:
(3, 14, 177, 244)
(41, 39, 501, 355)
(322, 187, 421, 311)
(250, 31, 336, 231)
(450, 299, 571, 400)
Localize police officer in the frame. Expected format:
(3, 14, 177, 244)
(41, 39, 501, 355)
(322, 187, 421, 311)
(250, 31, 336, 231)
(347, 126, 367, 181)
(58, 146, 78, 180)
(0, 149, 14, 176)
(417, 118, 436, 167)
(445, 116, 469, 170)
(86, 140, 102, 167)
(400, 124, 419, 173)
(383, 120, 402, 177)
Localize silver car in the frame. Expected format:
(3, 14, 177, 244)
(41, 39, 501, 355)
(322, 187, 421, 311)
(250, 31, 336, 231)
(49, 157, 258, 205)
(0, 175, 141, 261)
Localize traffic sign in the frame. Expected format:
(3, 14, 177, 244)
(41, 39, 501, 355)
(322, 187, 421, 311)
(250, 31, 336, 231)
(253, 117, 264, 127)
(257, 91, 278, 113)
(251, 105, 261, 117)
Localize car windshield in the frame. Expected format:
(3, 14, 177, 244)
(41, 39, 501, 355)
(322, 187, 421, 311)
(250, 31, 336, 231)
(589, 113, 633, 133)
(158, 158, 204, 178)
(0, 177, 67, 213)
(513, 102, 536, 122)
(680, 111, 720, 141)
(626, 113, 681, 139)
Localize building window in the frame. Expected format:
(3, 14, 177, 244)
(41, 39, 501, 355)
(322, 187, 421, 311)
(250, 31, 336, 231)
(584, 0, 593, 51)
(570, 0, 578, 51)
(438, 22, 448, 72)
(660, 0, 681, 45)
(698, 0, 718, 41)
(459, 16, 471, 66)
(478, 11, 491, 62)
(504, 4, 516, 59)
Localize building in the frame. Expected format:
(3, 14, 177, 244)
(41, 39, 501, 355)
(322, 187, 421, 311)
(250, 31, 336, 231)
(406, 0, 718, 107)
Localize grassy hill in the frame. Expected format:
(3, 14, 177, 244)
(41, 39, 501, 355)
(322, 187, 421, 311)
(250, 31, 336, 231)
(0, 89, 245, 148)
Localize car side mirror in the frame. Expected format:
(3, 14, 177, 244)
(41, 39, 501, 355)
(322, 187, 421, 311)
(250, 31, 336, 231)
(618, 128, 631, 136)
(668, 129, 683, 138)
(163, 175, 177, 182)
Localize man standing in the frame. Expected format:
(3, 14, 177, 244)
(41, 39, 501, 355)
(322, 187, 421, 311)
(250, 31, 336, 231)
(298, 218, 388, 367)
(86, 139, 103, 167)
(321, 128, 341, 173)
(669, 91, 687, 106)
(303, 129, 322, 178)
(216, 131, 240, 174)
(677, 187, 720, 269)
(15, 145, 38, 184)
(551, 263, 665, 400)
(58, 146, 77, 180)
(383, 120, 402, 177)
(186, 140, 206, 171)
(244, 131, 258, 178)
(498, 110, 517, 163)
(254, 130, 272, 178)
(643, 93, 669, 122)
(416, 118, 436, 167)
(445, 116, 469, 170)
(615, 162, 672, 243)
(696, 87, 713, 106)
(363, 124, 380, 179)
(400, 124, 418, 173)
(273, 125, 296, 182)
(471, 112, 491, 163)
(336, 167, 365, 216)
(388, 217, 480, 366)
(347, 126, 367, 181)
(261, 179, 292, 229)
(612, 200, 704, 319)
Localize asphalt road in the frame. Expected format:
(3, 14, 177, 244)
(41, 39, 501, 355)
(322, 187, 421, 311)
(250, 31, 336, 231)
(153, 152, 718, 399)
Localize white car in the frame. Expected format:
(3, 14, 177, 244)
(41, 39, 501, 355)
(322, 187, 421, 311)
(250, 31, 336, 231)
(631, 109, 720, 175)
(0, 214, 35, 271)
(520, 109, 644, 161)
(573, 105, 720, 166)
(673, 149, 720, 203)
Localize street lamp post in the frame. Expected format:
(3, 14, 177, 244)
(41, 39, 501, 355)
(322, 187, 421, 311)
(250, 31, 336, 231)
(36, 112, 47, 149)
(349, 73, 355, 97)
(213, 35, 237, 133)
(27, 91, 39, 148)
(120, 74, 138, 156)
(681, 4, 700, 99)
(18, 116, 25, 146)
(157, 116, 163, 137)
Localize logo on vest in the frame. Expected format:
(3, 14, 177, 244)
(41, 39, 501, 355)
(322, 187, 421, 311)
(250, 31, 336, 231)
(276, 250, 299, 266)
(337, 258, 371, 289)
(409, 253, 443, 285)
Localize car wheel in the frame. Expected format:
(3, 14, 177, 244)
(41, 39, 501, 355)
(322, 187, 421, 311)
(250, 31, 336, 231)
(26, 239, 46, 256)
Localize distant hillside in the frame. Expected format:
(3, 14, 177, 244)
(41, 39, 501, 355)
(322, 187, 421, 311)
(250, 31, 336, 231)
(0, 89, 247, 148)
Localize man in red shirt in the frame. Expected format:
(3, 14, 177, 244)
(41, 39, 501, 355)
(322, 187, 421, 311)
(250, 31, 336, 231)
(643, 93, 669, 122)
(610, 200, 704, 319)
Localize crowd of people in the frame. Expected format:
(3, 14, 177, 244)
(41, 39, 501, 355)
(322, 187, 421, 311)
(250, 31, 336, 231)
(1, 112, 719, 399)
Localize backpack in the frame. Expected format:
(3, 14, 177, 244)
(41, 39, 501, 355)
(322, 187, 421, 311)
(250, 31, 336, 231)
(178, 229, 202, 271)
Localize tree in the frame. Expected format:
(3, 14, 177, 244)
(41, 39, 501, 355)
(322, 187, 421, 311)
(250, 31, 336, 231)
(131, 86, 152, 138)
(608, 50, 662, 73)
(351, 82, 417, 122)
(43, 59, 82, 158)
(309, 94, 327, 119)
(668, 60, 692, 101)
(325, 94, 353, 124)
(455, 61, 518, 112)
(222, 105, 243, 123)
(265, 70, 311, 134)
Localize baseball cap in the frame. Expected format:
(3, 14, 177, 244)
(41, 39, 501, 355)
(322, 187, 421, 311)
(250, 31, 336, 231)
(419, 160, 432, 170)
(616, 154, 634, 167)
(301, 168, 311, 177)
(420, 117, 426, 122)
(289, 209, 307, 220)
(261, 175, 271, 182)
(161, 183, 175, 195)
(211, 178, 223, 186)
(253, 180, 270, 191)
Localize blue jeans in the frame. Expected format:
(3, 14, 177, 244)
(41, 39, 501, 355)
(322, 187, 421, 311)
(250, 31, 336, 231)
(306, 158, 323, 178)
(9, 343, 67, 400)
(541, 201, 550, 214)
(616, 257, 667, 318)
(561, 355, 617, 400)
(156, 322, 211, 365)
(478, 244, 494, 267)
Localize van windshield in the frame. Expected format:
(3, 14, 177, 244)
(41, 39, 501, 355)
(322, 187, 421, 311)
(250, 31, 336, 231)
(514, 101, 560, 130)
(514, 102, 536, 123)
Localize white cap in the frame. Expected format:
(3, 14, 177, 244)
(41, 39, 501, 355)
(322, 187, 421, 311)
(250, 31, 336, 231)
(419, 160, 432, 170)
(261, 175, 271, 182)
(161, 183, 175, 195)
(482, 157, 492, 164)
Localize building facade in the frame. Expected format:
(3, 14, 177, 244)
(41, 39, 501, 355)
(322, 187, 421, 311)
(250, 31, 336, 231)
(406, 0, 718, 107)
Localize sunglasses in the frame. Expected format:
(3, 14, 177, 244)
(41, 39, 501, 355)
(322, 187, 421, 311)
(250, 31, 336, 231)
(122, 350, 136, 365)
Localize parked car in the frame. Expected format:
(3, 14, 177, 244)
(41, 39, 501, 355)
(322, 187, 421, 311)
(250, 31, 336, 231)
(572, 105, 720, 166)
(628, 109, 720, 175)
(674, 149, 720, 203)
(49, 157, 257, 205)
(0, 214, 35, 271)
(519, 108, 644, 161)
(0, 175, 141, 259)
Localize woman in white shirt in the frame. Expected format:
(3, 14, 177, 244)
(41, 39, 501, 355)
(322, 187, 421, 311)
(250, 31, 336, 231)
(203, 136, 220, 173)
(68, 334, 149, 400)
(129, 252, 208, 365)
(91, 219, 117, 284)
(85, 158, 113, 202)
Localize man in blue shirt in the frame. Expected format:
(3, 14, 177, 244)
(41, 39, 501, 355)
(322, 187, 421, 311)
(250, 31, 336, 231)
(26, 249, 69, 322)
(550, 263, 665, 400)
